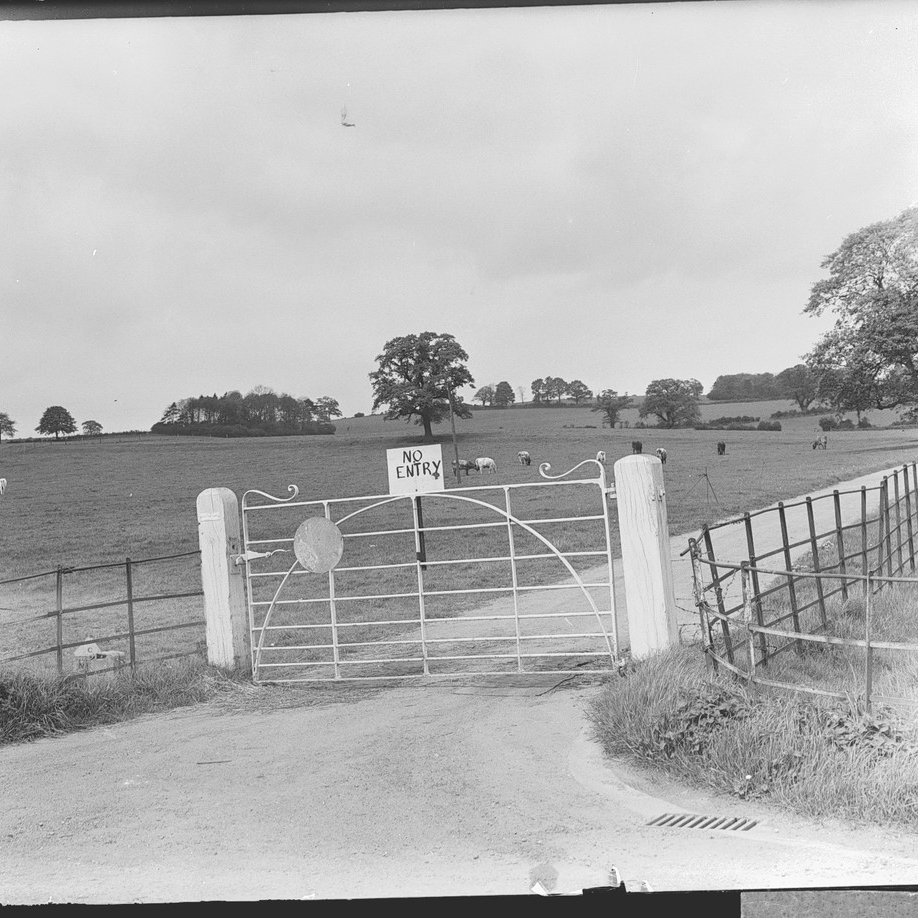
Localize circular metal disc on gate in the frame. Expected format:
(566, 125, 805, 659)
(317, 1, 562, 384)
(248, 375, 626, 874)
(293, 517, 344, 573)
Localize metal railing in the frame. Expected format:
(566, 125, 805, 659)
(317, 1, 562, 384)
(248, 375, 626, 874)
(687, 462, 918, 709)
(0, 550, 206, 678)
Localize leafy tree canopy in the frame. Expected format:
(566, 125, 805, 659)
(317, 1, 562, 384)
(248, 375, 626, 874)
(493, 381, 515, 407)
(81, 420, 103, 436)
(474, 385, 495, 406)
(36, 406, 77, 439)
(592, 390, 633, 428)
(566, 380, 593, 405)
(640, 379, 703, 428)
(804, 204, 918, 412)
(0, 412, 16, 442)
(369, 331, 474, 440)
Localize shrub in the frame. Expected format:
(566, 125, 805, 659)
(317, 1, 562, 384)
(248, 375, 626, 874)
(353, 412, 365, 418)
(857, 417, 872, 429)
(818, 417, 837, 431)
(757, 420, 782, 431)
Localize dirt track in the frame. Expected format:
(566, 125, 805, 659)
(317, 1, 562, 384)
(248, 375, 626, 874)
(3, 464, 918, 903)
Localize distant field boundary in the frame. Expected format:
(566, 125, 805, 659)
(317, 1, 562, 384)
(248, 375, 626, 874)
(0, 551, 205, 679)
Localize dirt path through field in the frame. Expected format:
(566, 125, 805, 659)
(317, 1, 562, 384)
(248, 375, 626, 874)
(2, 463, 916, 904)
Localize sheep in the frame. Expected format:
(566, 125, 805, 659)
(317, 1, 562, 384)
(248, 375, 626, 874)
(631, 440, 642, 454)
(596, 450, 606, 463)
(476, 457, 497, 474)
(452, 458, 478, 476)
(518, 450, 531, 466)
(717, 441, 726, 456)
(655, 447, 667, 465)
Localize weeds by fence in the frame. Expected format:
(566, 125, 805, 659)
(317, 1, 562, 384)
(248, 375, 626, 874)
(689, 462, 918, 710)
(0, 551, 206, 679)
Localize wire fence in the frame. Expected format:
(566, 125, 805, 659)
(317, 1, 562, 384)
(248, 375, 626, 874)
(0, 551, 206, 679)
(688, 462, 918, 710)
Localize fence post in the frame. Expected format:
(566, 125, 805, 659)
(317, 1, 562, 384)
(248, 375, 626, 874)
(55, 565, 64, 675)
(904, 464, 916, 573)
(860, 486, 869, 593)
(740, 562, 756, 682)
(613, 454, 679, 659)
(883, 477, 893, 584)
(778, 502, 803, 655)
(688, 539, 716, 670)
(197, 488, 249, 670)
(832, 491, 848, 601)
(743, 512, 768, 667)
(893, 470, 904, 575)
(864, 570, 873, 714)
(701, 526, 734, 665)
(805, 497, 828, 629)
(125, 557, 136, 670)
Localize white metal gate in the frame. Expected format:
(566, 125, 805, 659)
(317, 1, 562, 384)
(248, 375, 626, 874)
(240, 460, 620, 682)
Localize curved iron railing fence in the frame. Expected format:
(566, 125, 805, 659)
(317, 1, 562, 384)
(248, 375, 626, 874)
(688, 462, 918, 710)
(0, 551, 206, 679)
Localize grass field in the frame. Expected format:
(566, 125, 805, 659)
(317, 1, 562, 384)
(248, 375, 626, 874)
(1, 403, 917, 676)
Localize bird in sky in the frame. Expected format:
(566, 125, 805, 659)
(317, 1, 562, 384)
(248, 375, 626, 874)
(341, 106, 355, 127)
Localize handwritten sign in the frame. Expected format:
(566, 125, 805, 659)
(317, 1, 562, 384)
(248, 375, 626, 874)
(386, 444, 446, 496)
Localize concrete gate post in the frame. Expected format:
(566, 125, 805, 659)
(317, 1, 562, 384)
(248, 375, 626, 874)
(197, 487, 250, 670)
(613, 454, 679, 659)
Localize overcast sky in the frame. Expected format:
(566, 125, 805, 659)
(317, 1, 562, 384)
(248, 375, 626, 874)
(3, 1, 918, 432)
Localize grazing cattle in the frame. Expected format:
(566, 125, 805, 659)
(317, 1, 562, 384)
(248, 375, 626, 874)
(476, 457, 497, 474)
(631, 441, 643, 454)
(812, 435, 828, 450)
(717, 441, 726, 456)
(655, 448, 667, 465)
(0, 478, 5, 496)
(596, 450, 606, 463)
(518, 450, 531, 466)
(452, 458, 477, 476)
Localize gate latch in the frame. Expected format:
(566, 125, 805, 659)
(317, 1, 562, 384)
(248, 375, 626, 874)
(233, 548, 289, 566)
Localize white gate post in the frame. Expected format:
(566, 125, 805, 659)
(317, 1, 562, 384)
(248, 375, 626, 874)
(613, 454, 679, 659)
(197, 487, 249, 670)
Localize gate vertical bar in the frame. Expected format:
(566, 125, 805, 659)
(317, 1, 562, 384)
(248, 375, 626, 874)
(904, 464, 916, 572)
(503, 487, 523, 672)
(410, 495, 430, 675)
(805, 497, 828, 628)
(125, 557, 136, 670)
(55, 565, 64, 675)
(743, 512, 767, 666)
(701, 527, 734, 664)
(323, 501, 341, 679)
(893, 470, 904, 575)
(778, 502, 803, 655)
(599, 466, 619, 657)
(688, 539, 715, 668)
(832, 491, 848, 601)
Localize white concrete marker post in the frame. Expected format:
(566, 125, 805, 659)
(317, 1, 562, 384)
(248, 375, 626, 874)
(197, 487, 249, 670)
(613, 454, 679, 658)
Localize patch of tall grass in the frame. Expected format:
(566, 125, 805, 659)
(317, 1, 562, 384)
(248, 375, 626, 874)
(588, 642, 918, 828)
(0, 657, 250, 746)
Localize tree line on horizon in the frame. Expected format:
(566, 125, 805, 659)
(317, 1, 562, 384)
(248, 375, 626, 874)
(151, 387, 342, 438)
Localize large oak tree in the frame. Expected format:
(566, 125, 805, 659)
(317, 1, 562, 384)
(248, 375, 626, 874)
(804, 205, 918, 413)
(369, 332, 474, 440)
